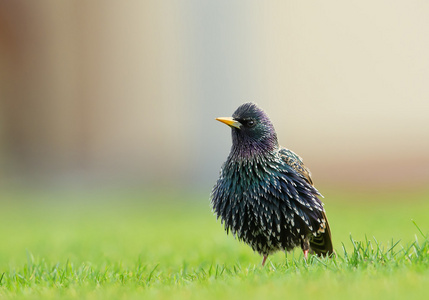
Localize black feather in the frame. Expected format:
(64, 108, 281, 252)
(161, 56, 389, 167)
(211, 103, 333, 259)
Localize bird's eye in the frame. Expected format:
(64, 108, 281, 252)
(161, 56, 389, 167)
(246, 120, 256, 127)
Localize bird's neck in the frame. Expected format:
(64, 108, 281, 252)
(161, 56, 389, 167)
(230, 137, 279, 161)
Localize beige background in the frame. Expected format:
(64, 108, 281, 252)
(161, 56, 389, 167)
(1, 1, 428, 189)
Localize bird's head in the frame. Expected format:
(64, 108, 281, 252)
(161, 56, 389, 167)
(216, 103, 278, 156)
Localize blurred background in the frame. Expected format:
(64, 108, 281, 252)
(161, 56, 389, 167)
(1, 0, 428, 193)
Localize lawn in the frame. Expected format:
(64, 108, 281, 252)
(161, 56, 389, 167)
(0, 186, 428, 299)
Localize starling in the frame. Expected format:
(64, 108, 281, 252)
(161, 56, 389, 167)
(211, 103, 333, 266)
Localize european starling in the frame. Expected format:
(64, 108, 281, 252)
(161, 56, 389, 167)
(211, 103, 333, 266)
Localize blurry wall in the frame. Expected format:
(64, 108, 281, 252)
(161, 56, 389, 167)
(0, 1, 428, 189)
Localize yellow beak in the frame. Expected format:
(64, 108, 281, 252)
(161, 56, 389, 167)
(216, 117, 242, 129)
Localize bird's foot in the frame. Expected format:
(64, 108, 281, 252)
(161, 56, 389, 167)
(261, 256, 268, 266)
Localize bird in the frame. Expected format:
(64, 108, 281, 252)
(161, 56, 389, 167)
(211, 102, 333, 266)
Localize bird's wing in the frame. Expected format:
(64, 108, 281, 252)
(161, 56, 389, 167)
(279, 148, 313, 185)
(279, 147, 334, 256)
(309, 211, 334, 256)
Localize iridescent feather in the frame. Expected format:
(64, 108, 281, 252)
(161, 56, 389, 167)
(211, 103, 333, 263)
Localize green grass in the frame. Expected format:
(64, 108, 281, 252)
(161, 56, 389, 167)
(0, 187, 428, 299)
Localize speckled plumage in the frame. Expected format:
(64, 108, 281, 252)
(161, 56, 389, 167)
(211, 103, 333, 263)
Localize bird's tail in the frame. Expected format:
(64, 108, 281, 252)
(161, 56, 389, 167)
(309, 211, 334, 256)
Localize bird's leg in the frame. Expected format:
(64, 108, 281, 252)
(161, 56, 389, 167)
(301, 237, 310, 260)
(261, 255, 268, 266)
(303, 249, 309, 260)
